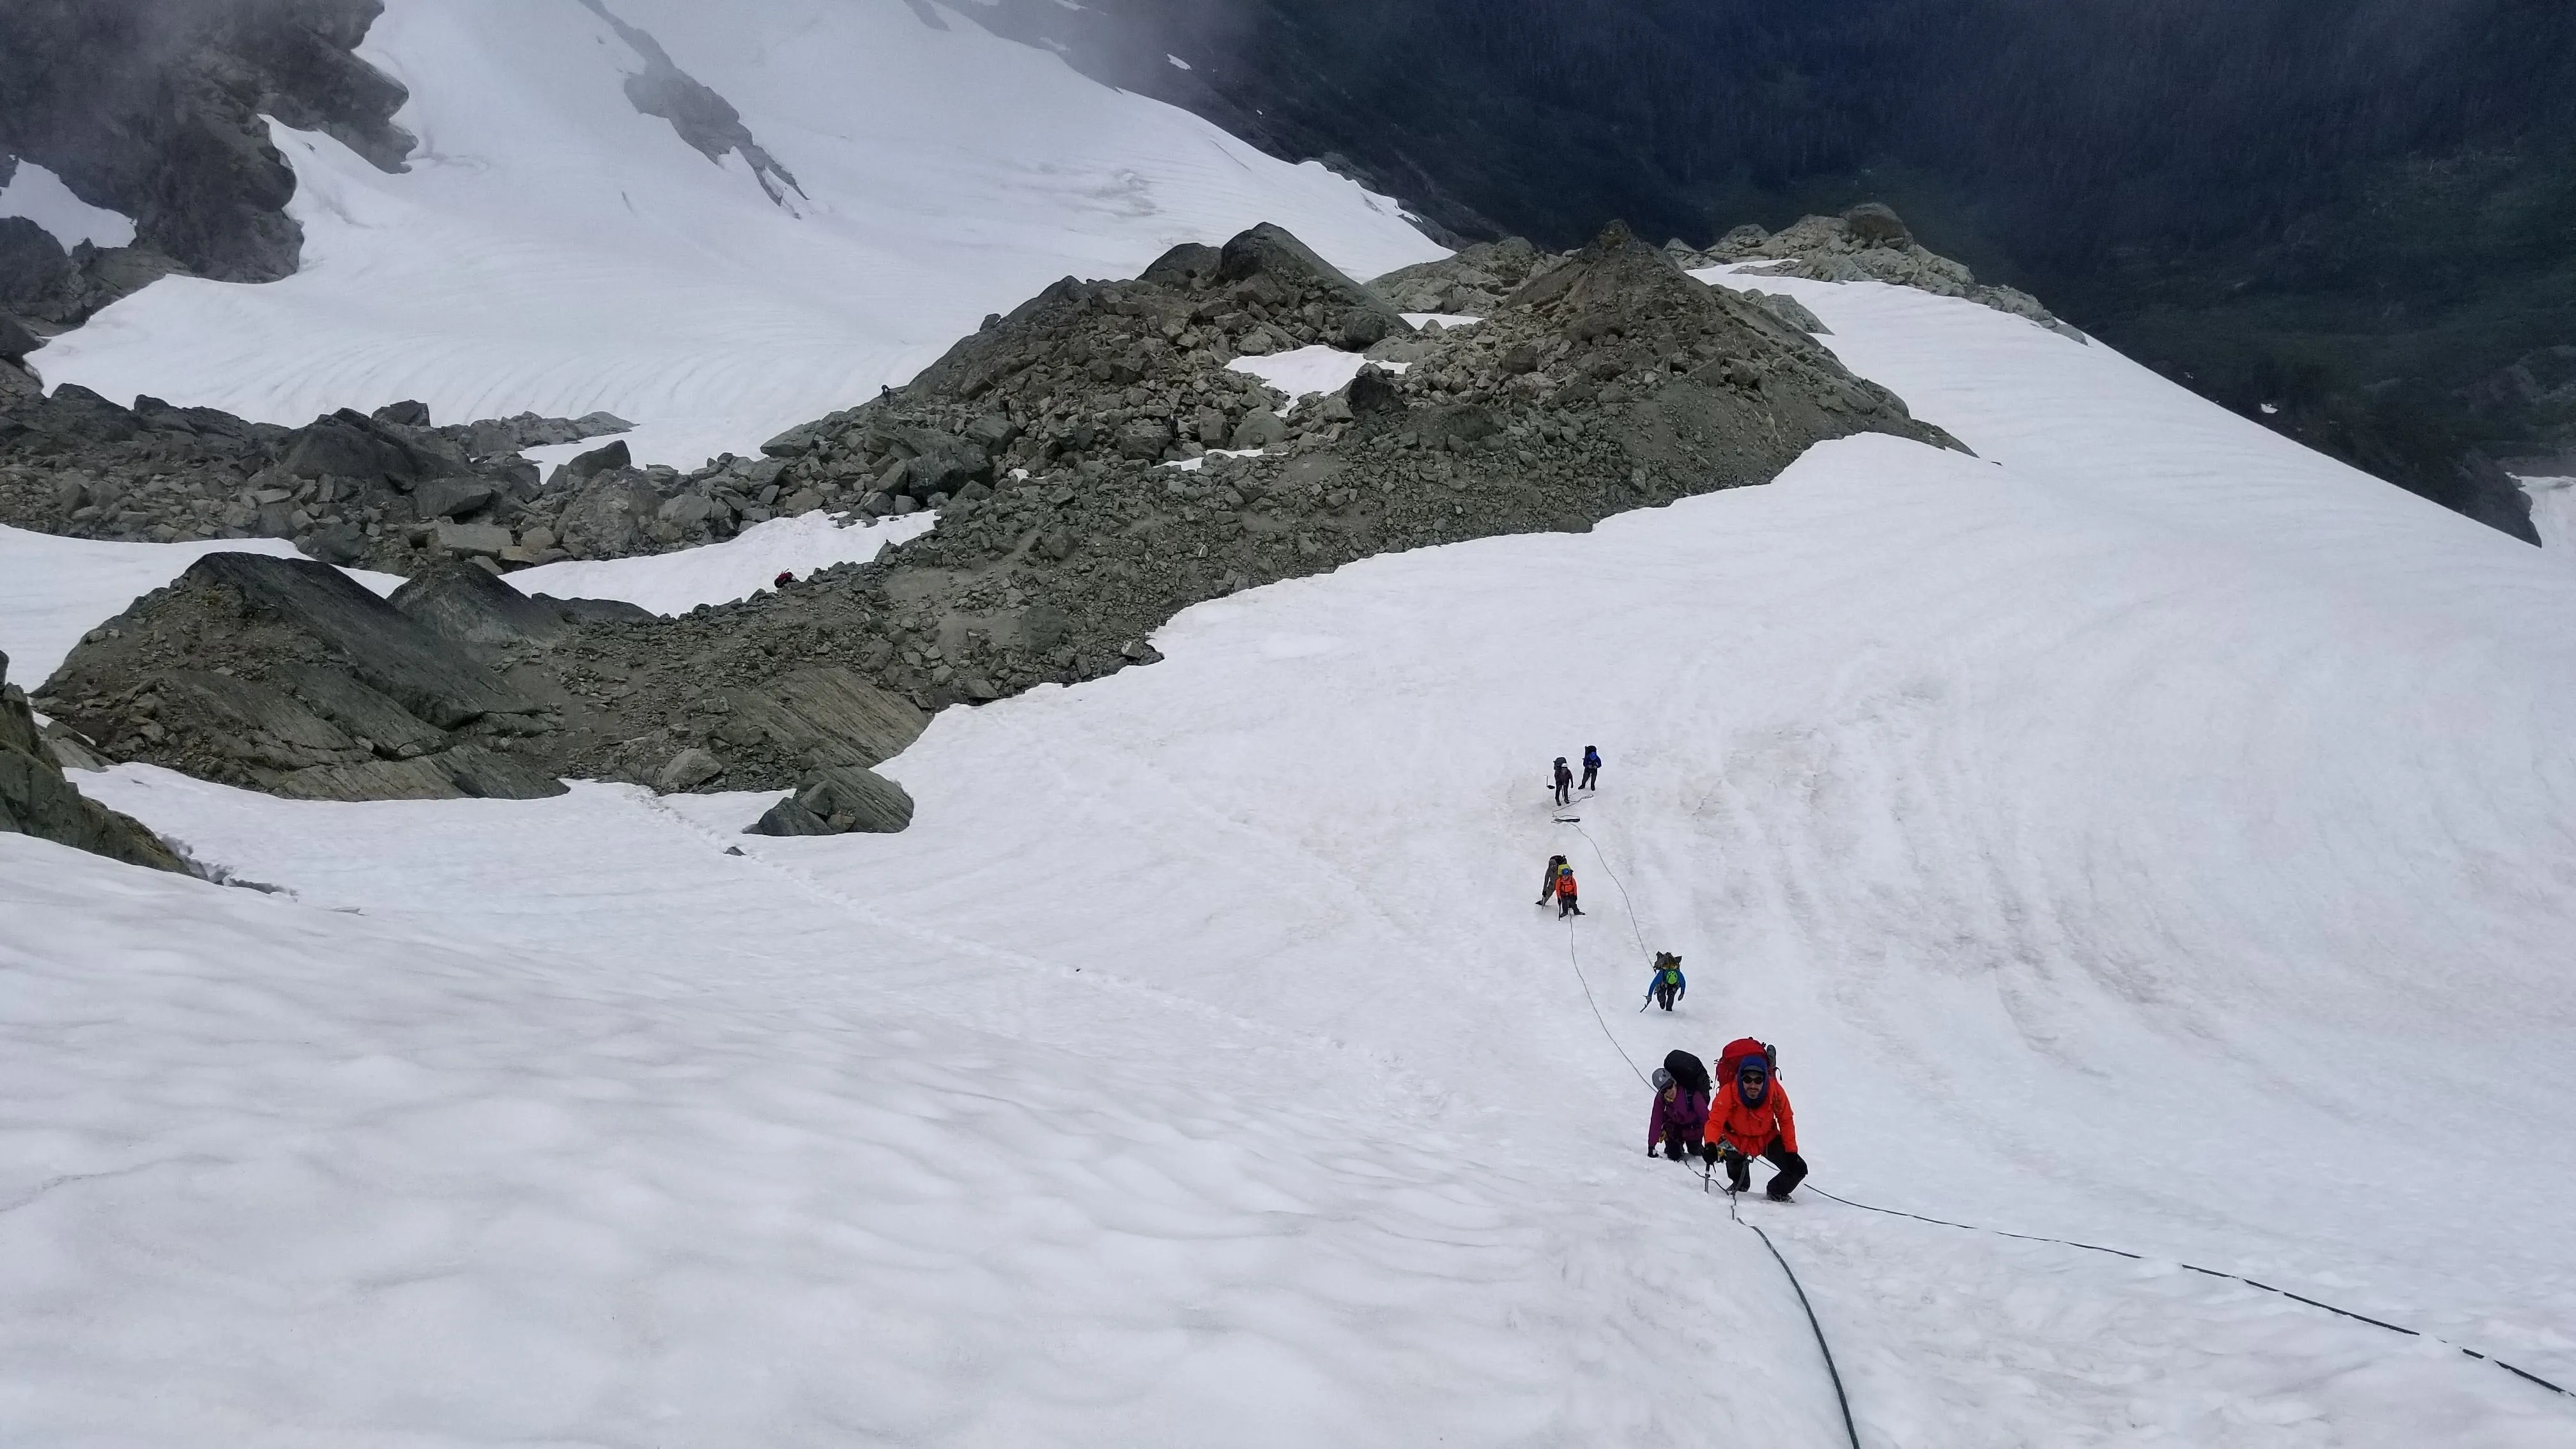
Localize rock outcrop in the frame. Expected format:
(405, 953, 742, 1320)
(1370, 237, 1556, 316)
(1, 648, 183, 871)
(40, 220, 1953, 810)
(0, 390, 631, 571)
(1692, 204, 2083, 340)
(0, 0, 413, 356)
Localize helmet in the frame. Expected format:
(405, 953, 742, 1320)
(1651, 1067, 1675, 1091)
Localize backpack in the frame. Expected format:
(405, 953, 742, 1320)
(1661, 1049, 1710, 1098)
(1715, 1036, 1779, 1085)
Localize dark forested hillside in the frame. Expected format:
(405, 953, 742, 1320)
(979, 0, 2576, 539)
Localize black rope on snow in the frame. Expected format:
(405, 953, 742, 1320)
(1802, 1186, 2575, 1401)
(1576, 812, 2572, 1415)
(1728, 1186, 1865, 1449)
(1563, 914, 1649, 1087)
(1568, 820, 1653, 963)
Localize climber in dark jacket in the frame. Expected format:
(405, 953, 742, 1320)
(1535, 854, 1570, 905)
(1647, 1065, 1712, 1162)
(1552, 756, 1574, 807)
(1580, 746, 1601, 791)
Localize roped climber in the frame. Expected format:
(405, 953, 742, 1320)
(1709, 1038, 1806, 1200)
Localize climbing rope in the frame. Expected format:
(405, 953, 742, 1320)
(1723, 1174, 1864, 1449)
(1563, 913, 1649, 1087)
(1800, 1184, 2573, 1400)
(1553, 813, 1860, 1444)
(1570, 805, 2574, 1414)
(1568, 820, 1652, 962)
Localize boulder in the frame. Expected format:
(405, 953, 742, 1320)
(300, 521, 370, 565)
(0, 312, 38, 366)
(272, 745, 564, 802)
(556, 477, 661, 557)
(282, 408, 461, 486)
(1217, 223, 1412, 340)
(411, 477, 496, 520)
(709, 666, 929, 769)
(1138, 241, 1223, 289)
(1116, 417, 1176, 459)
(388, 559, 654, 649)
(1337, 307, 1392, 350)
(433, 521, 512, 557)
(747, 795, 836, 836)
(1842, 203, 1913, 249)
(793, 765, 914, 833)
(656, 746, 726, 792)
(372, 399, 432, 427)
(0, 649, 185, 872)
(659, 493, 720, 527)
(273, 664, 446, 757)
(114, 552, 539, 729)
(1230, 408, 1288, 450)
(563, 438, 632, 482)
(963, 413, 1021, 450)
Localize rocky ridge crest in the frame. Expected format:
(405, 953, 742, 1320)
(41, 220, 1958, 820)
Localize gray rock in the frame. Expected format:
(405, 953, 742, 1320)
(274, 664, 446, 757)
(272, 744, 565, 802)
(659, 493, 719, 526)
(747, 795, 836, 836)
(0, 649, 185, 872)
(793, 764, 913, 833)
(708, 666, 928, 769)
(98, 552, 540, 730)
(1741, 289, 1831, 335)
(433, 521, 512, 557)
(301, 521, 370, 565)
(556, 477, 661, 557)
(1843, 203, 1913, 249)
(1230, 408, 1287, 450)
(388, 558, 651, 649)
(656, 746, 726, 792)
(963, 413, 1021, 450)
(563, 438, 632, 482)
(282, 408, 463, 486)
(0, 312, 38, 366)
(1116, 417, 1176, 459)
(372, 399, 432, 427)
(412, 477, 497, 520)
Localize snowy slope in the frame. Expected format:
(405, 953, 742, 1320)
(11, 278, 2576, 1445)
(29, 0, 1443, 470)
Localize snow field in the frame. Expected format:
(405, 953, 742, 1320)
(30, 0, 1445, 470)
(6, 269, 2576, 1443)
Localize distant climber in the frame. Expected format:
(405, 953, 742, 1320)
(774, 570, 796, 588)
(1644, 951, 1685, 1011)
(1581, 745, 1602, 792)
(1535, 854, 1570, 906)
(1554, 863, 1583, 917)
(1552, 756, 1574, 807)
(1709, 1038, 1805, 1200)
(1648, 1050, 1712, 1162)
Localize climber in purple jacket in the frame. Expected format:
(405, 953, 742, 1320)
(1646, 1061, 1712, 1162)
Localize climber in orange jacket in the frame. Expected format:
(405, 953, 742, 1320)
(1708, 1043, 1805, 1200)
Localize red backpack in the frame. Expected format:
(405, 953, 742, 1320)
(1715, 1036, 1779, 1084)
